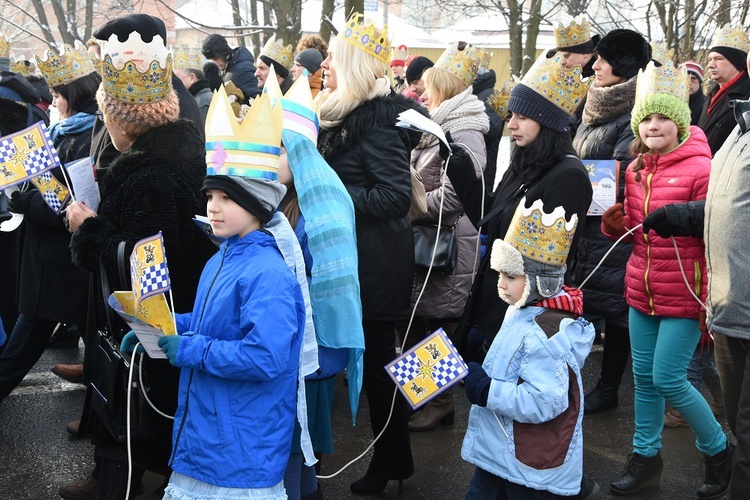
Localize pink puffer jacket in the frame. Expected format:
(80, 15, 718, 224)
(603, 125, 710, 319)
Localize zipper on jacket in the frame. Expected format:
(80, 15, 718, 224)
(724, 142, 748, 193)
(169, 244, 228, 466)
(694, 261, 701, 300)
(643, 170, 656, 315)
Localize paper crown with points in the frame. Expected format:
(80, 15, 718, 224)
(205, 80, 283, 180)
(477, 48, 492, 70)
(11, 57, 36, 77)
(0, 35, 8, 58)
(263, 65, 320, 144)
(711, 24, 750, 52)
(391, 44, 408, 65)
(520, 51, 591, 117)
(260, 35, 294, 70)
(650, 41, 675, 66)
(636, 59, 689, 103)
(554, 16, 591, 49)
(434, 42, 483, 87)
(339, 13, 391, 64)
(100, 32, 172, 104)
(36, 42, 96, 87)
(486, 79, 516, 118)
(172, 46, 204, 70)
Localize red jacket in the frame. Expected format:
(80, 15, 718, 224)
(602, 125, 710, 319)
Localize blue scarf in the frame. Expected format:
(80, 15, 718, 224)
(49, 112, 96, 143)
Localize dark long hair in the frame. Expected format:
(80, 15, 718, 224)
(508, 125, 576, 186)
(53, 72, 101, 115)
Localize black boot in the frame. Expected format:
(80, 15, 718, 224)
(697, 442, 735, 499)
(610, 452, 663, 496)
(584, 381, 619, 414)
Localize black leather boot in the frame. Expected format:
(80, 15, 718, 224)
(610, 452, 663, 495)
(584, 381, 619, 414)
(697, 442, 735, 499)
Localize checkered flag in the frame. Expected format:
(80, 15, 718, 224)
(0, 121, 60, 190)
(129, 232, 171, 305)
(30, 171, 71, 215)
(386, 328, 468, 410)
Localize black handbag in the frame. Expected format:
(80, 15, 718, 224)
(413, 217, 459, 273)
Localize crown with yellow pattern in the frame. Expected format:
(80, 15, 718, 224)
(100, 32, 172, 104)
(260, 35, 294, 70)
(10, 57, 36, 76)
(650, 41, 675, 66)
(711, 24, 750, 52)
(486, 79, 516, 118)
(632, 60, 691, 141)
(0, 35, 8, 58)
(172, 46, 204, 70)
(477, 48, 492, 70)
(263, 65, 320, 144)
(36, 42, 96, 87)
(554, 16, 591, 49)
(434, 42, 483, 87)
(205, 83, 283, 180)
(339, 13, 391, 63)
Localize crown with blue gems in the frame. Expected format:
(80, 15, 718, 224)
(172, 46, 204, 70)
(260, 35, 294, 70)
(36, 42, 95, 87)
(711, 24, 750, 52)
(486, 79, 516, 118)
(650, 41, 675, 66)
(521, 51, 591, 117)
(0, 35, 8, 58)
(434, 42, 483, 87)
(100, 32, 172, 104)
(503, 197, 578, 266)
(204, 83, 283, 180)
(636, 59, 689, 103)
(554, 16, 591, 49)
(339, 12, 391, 63)
(10, 57, 36, 77)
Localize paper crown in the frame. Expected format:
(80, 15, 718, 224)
(205, 83, 283, 180)
(36, 42, 96, 87)
(260, 35, 294, 70)
(339, 13, 391, 64)
(650, 41, 675, 65)
(10, 57, 36, 77)
(486, 80, 516, 117)
(434, 42, 483, 87)
(100, 32, 172, 103)
(554, 16, 591, 49)
(520, 52, 591, 117)
(391, 44, 408, 65)
(0, 35, 8, 58)
(172, 46, 204, 70)
(477, 48, 492, 70)
(263, 65, 319, 144)
(711, 24, 750, 52)
(503, 197, 578, 266)
(636, 59, 689, 103)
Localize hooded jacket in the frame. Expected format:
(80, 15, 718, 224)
(226, 46, 260, 101)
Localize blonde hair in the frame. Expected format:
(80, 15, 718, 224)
(96, 85, 180, 137)
(423, 66, 467, 108)
(330, 33, 389, 105)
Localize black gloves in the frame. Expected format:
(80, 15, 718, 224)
(464, 362, 491, 407)
(439, 132, 473, 172)
(438, 131, 454, 162)
(9, 190, 32, 215)
(642, 200, 705, 239)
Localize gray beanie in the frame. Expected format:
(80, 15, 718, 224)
(295, 49, 323, 75)
(202, 175, 286, 224)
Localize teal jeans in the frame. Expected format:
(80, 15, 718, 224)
(629, 308, 726, 457)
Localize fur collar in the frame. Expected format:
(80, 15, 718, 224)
(582, 77, 637, 127)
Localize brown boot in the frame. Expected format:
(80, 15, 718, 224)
(52, 363, 84, 384)
(409, 389, 454, 432)
(59, 476, 98, 500)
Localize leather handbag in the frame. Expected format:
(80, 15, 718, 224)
(413, 217, 460, 273)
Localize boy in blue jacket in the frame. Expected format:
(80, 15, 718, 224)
(462, 198, 595, 498)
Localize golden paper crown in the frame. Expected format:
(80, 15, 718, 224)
(205, 83, 283, 180)
(264, 65, 320, 144)
(504, 197, 578, 266)
(339, 13, 391, 63)
(172, 46, 204, 70)
(435, 42, 483, 87)
(521, 52, 591, 116)
(477, 48, 492, 70)
(712, 24, 750, 52)
(0, 35, 8, 58)
(36, 43, 95, 87)
(554, 16, 591, 49)
(636, 59, 689, 103)
(486, 79, 516, 118)
(100, 33, 172, 103)
(10, 57, 36, 76)
(650, 42, 675, 66)
(260, 35, 294, 70)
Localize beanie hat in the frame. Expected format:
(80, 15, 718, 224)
(201, 175, 286, 224)
(596, 29, 651, 80)
(508, 84, 570, 132)
(710, 46, 747, 72)
(295, 48, 323, 75)
(631, 60, 691, 142)
(202, 34, 233, 61)
(94, 14, 166, 43)
(405, 56, 434, 84)
(260, 55, 290, 79)
(680, 60, 704, 83)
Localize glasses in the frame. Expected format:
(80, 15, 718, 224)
(95, 110, 104, 122)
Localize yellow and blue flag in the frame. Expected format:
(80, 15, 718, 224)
(30, 171, 70, 214)
(129, 232, 171, 305)
(0, 121, 60, 190)
(386, 328, 468, 410)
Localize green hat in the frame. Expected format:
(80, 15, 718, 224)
(631, 60, 691, 142)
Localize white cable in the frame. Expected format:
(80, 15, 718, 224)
(138, 352, 175, 420)
(125, 344, 137, 500)
(671, 236, 707, 310)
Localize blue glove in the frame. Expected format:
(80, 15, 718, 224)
(464, 362, 491, 407)
(158, 335, 182, 366)
(119, 331, 144, 355)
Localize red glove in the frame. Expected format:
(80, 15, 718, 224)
(602, 203, 625, 236)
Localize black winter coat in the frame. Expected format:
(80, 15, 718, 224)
(226, 46, 260, 101)
(689, 91, 706, 126)
(698, 74, 750, 155)
(318, 94, 427, 321)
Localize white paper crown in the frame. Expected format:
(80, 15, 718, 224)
(100, 33, 172, 103)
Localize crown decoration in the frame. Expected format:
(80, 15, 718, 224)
(521, 52, 591, 116)
(260, 35, 294, 70)
(435, 42, 483, 87)
(263, 65, 319, 144)
(477, 48, 492, 70)
(711, 24, 750, 52)
(172, 46, 204, 70)
(339, 13, 391, 63)
(100, 33, 172, 104)
(504, 197, 578, 266)
(554, 16, 591, 49)
(391, 44, 408, 64)
(205, 84, 283, 180)
(487, 79, 516, 118)
(636, 59, 689, 104)
(0, 35, 8, 58)
(650, 41, 675, 66)
(10, 57, 36, 76)
(36, 42, 95, 87)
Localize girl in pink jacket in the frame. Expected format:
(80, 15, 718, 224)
(600, 61, 732, 498)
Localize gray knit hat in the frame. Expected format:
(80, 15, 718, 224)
(202, 175, 286, 224)
(295, 49, 323, 75)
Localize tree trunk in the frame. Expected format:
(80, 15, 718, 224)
(522, 0, 543, 75)
(250, 0, 261, 55)
(320, 0, 336, 42)
(507, 0, 523, 77)
(84, 0, 94, 42)
(231, 0, 244, 47)
(345, 0, 365, 18)
(274, 0, 302, 50)
(30, 0, 58, 46)
(716, 0, 731, 25)
(50, 0, 75, 44)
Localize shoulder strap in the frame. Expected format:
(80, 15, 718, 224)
(476, 183, 527, 228)
(99, 241, 129, 338)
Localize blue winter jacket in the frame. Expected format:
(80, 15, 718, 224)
(171, 229, 305, 488)
(461, 304, 594, 496)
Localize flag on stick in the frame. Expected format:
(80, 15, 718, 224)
(0, 121, 60, 190)
(129, 232, 171, 306)
(30, 171, 70, 214)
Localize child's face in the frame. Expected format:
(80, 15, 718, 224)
(206, 189, 260, 239)
(497, 271, 526, 306)
(639, 113, 680, 154)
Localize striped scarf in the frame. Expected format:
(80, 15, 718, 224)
(536, 286, 584, 317)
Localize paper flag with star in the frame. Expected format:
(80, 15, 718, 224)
(385, 328, 468, 410)
(129, 231, 171, 306)
(0, 121, 61, 190)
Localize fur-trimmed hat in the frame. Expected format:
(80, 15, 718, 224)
(596, 29, 651, 80)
